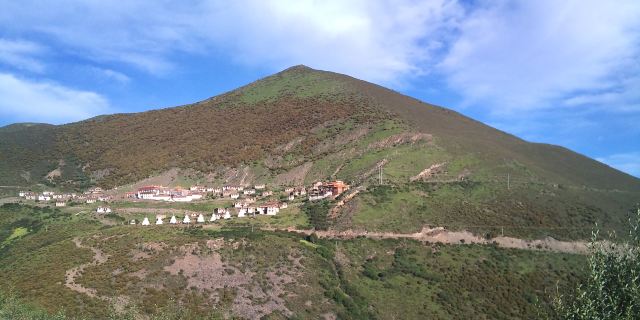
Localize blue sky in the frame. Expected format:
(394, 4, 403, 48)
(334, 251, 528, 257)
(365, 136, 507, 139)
(0, 1, 639, 177)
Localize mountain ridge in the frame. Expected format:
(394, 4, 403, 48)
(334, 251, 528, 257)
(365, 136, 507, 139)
(1, 65, 638, 191)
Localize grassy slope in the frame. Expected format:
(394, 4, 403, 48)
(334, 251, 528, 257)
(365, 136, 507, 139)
(348, 183, 636, 239)
(341, 73, 640, 191)
(0, 123, 59, 186)
(0, 204, 586, 319)
(2, 65, 638, 191)
(0, 65, 638, 239)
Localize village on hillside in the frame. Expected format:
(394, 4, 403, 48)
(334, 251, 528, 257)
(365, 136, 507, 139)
(17, 180, 350, 226)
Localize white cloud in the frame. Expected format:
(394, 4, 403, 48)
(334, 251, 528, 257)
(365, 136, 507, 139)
(201, 0, 462, 83)
(0, 0, 637, 130)
(89, 67, 131, 84)
(0, 0, 461, 82)
(0, 38, 46, 73)
(597, 152, 640, 177)
(439, 0, 640, 113)
(0, 73, 111, 124)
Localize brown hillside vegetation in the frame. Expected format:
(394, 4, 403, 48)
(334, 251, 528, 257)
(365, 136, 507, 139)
(1, 65, 637, 192)
(1, 65, 639, 240)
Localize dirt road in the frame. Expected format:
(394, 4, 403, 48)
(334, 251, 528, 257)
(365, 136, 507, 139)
(260, 226, 589, 254)
(64, 237, 109, 300)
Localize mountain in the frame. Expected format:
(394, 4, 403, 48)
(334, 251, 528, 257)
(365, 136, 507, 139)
(2, 65, 640, 319)
(1, 65, 639, 238)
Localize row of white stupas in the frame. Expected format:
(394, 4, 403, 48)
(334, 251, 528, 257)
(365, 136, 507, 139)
(131, 207, 278, 226)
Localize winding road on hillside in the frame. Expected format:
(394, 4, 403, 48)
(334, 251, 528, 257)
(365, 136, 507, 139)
(64, 237, 109, 300)
(256, 226, 589, 254)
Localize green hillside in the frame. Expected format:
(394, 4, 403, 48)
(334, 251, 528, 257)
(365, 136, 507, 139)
(0, 204, 586, 319)
(1, 66, 639, 318)
(0, 65, 639, 239)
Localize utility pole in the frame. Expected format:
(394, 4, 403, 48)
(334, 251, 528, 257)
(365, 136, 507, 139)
(379, 165, 383, 185)
(507, 173, 510, 190)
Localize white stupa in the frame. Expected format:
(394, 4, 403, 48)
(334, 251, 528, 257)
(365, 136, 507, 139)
(210, 213, 218, 222)
(197, 213, 205, 223)
(156, 216, 164, 225)
(183, 215, 191, 224)
(141, 217, 150, 226)
(169, 215, 177, 224)
(238, 208, 246, 218)
(223, 210, 231, 219)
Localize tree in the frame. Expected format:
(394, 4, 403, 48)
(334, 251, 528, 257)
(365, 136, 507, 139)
(549, 208, 640, 319)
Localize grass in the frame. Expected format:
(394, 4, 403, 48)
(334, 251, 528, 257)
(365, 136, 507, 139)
(3, 227, 29, 244)
(238, 65, 347, 104)
(334, 238, 586, 319)
(110, 199, 233, 212)
(301, 200, 331, 230)
(2, 65, 638, 245)
(347, 182, 639, 240)
(0, 203, 593, 319)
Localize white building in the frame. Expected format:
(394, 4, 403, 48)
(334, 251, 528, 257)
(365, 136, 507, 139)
(151, 195, 172, 201)
(142, 217, 150, 226)
(86, 198, 96, 204)
(238, 208, 247, 217)
(38, 195, 51, 201)
(136, 186, 162, 199)
(96, 207, 112, 213)
(230, 193, 240, 199)
(255, 184, 266, 190)
(55, 201, 66, 207)
(265, 205, 279, 216)
(243, 189, 256, 195)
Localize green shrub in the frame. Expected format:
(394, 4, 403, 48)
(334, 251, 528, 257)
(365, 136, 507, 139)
(548, 208, 640, 319)
(301, 200, 331, 230)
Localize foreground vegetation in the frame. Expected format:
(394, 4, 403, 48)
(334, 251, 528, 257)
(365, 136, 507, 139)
(0, 203, 593, 319)
(347, 182, 639, 240)
(549, 209, 640, 319)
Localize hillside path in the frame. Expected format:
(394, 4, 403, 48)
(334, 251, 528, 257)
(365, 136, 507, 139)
(64, 237, 110, 300)
(260, 226, 589, 254)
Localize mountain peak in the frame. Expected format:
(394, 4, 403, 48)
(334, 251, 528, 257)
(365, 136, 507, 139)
(285, 64, 312, 70)
(278, 64, 315, 74)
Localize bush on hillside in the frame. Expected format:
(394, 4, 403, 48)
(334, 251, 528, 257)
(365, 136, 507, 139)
(548, 208, 640, 319)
